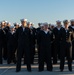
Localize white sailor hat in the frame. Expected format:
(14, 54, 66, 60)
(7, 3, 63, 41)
(10, 26, 14, 29)
(14, 23, 19, 25)
(3, 20, 8, 23)
(70, 19, 74, 22)
(51, 24, 55, 26)
(27, 22, 32, 25)
(19, 23, 21, 26)
(63, 20, 69, 23)
(20, 19, 27, 22)
(7, 22, 11, 25)
(43, 22, 48, 25)
(40, 23, 44, 27)
(56, 20, 61, 23)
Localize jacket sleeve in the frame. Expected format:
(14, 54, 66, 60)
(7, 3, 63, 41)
(14, 29, 19, 41)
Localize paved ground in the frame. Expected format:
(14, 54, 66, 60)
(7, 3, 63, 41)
(0, 60, 74, 75)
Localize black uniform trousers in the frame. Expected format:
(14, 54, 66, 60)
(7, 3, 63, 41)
(24, 45, 35, 64)
(7, 45, 16, 64)
(0, 29, 6, 63)
(30, 45, 35, 64)
(60, 42, 72, 71)
(16, 45, 31, 71)
(53, 41, 61, 64)
(39, 45, 52, 71)
(30, 28, 36, 64)
(0, 44, 3, 64)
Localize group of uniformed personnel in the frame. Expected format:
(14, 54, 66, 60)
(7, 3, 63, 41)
(0, 19, 74, 72)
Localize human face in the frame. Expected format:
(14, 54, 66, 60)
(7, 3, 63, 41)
(64, 22, 69, 28)
(1, 23, 5, 28)
(71, 21, 74, 25)
(41, 26, 44, 30)
(21, 21, 27, 27)
(56, 22, 61, 26)
(27, 24, 31, 28)
(4, 22, 7, 27)
(7, 24, 11, 27)
(44, 25, 48, 30)
(10, 28, 15, 32)
(15, 25, 19, 29)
